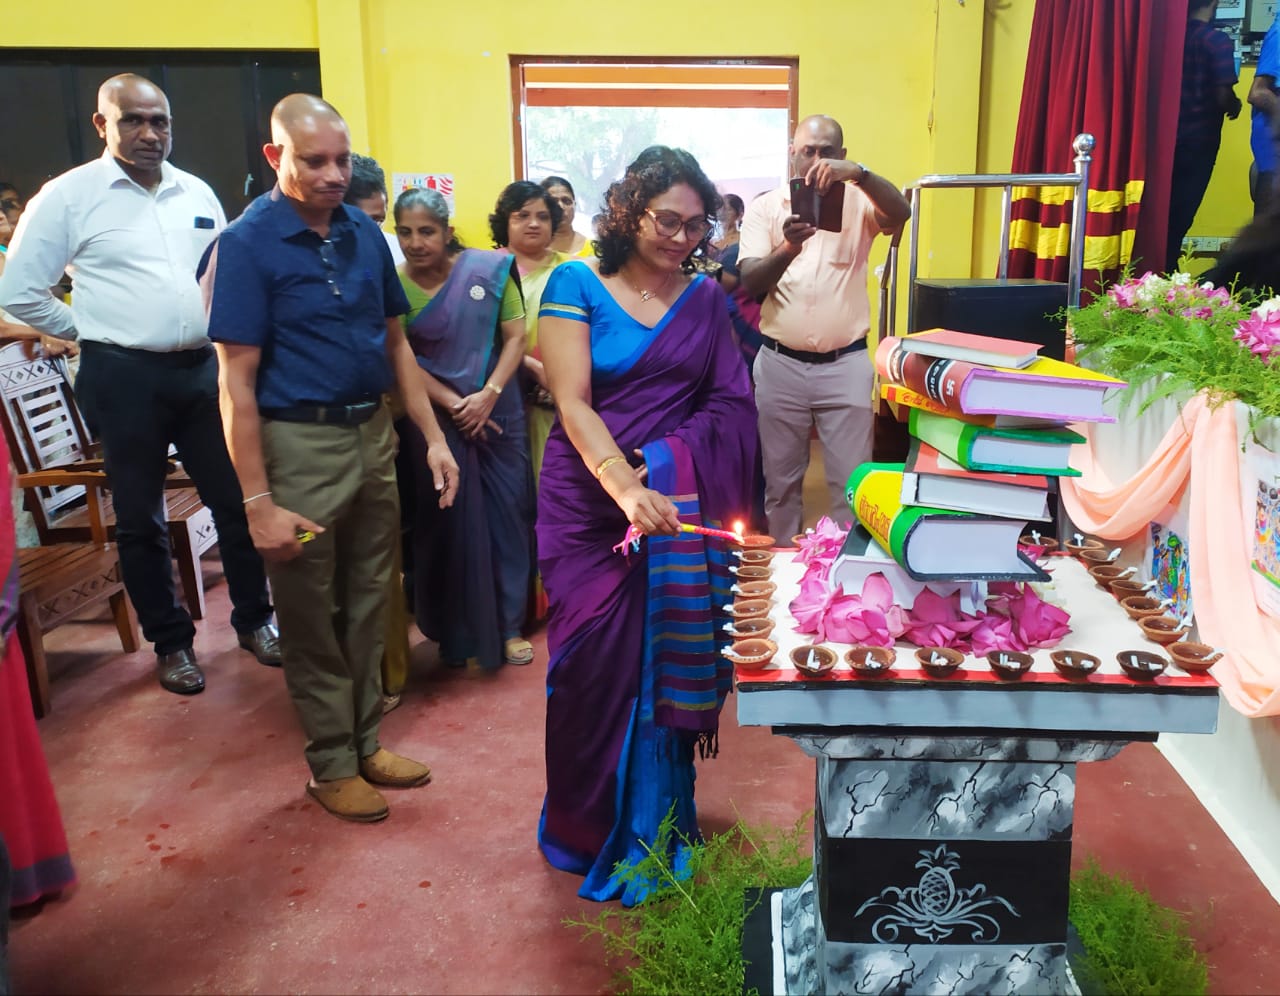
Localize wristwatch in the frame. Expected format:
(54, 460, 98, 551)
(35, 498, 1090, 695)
(853, 163, 870, 185)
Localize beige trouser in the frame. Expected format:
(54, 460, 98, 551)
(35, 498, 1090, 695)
(753, 345, 874, 540)
(261, 406, 400, 781)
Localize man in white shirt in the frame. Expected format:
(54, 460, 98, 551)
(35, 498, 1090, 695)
(0, 74, 280, 696)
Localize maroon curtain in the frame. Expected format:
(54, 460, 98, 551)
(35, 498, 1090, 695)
(1007, 0, 1188, 295)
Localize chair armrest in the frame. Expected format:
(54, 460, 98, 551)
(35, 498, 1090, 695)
(17, 470, 112, 490)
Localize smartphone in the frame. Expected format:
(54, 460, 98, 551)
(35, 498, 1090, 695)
(789, 176, 845, 233)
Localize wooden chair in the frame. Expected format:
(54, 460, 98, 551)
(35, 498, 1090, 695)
(15, 468, 139, 717)
(0, 342, 218, 618)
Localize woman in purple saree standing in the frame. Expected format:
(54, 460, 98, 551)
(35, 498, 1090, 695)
(537, 147, 757, 904)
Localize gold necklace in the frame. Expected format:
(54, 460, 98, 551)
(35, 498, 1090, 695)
(624, 267, 674, 302)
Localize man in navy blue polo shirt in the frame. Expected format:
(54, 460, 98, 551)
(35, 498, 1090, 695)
(1249, 9, 1280, 216)
(1167, 0, 1241, 272)
(201, 94, 459, 823)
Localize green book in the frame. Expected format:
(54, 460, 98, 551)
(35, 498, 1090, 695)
(844, 462, 1049, 581)
(908, 408, 1084, 476)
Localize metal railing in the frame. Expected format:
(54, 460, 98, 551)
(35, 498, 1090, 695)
(881, 133, 1095, 339)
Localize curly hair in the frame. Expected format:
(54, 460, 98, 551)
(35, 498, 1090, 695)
(488, 181, 563, 248)
(593, 146, 723, 276)
(393, 187, 465, 255)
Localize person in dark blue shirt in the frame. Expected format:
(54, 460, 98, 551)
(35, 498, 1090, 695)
(1167, 0, 1241, 272)
(201, 94, 459, 824)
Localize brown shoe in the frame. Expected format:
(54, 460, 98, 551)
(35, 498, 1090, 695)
(305, 776, 389, 823)
(359, 748, 432, 788)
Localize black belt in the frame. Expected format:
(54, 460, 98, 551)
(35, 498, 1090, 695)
(761, 337, 866, 364)
(81, 340, 214, 368)
(260, 398, 381, 425)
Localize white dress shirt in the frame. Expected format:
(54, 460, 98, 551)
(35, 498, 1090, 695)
(0, 150, 226, 351)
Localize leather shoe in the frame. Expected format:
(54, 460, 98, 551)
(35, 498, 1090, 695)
(306, 776, 389, 823)
(238, 623, 283, 667)
(156, 648, 205, 695)
(359, 748, 432, 788)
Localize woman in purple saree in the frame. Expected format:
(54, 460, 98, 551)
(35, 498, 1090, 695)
(537, 147, 757, 904)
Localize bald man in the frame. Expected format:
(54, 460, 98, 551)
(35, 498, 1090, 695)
(201, 94, 458, 823)
(0, 73, 280, 696)
(739, 114, 911, 538)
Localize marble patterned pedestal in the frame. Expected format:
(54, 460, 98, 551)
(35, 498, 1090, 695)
(772, 734, 1124, 996)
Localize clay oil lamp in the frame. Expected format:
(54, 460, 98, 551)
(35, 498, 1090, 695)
(724, 598, 771, 622)
(732, 580, 777, 603)
(731, 565, 772, 582)
(845, 645, 896, 677)
(1051, 649, 1101, 679)
(1087, 564, 1134, 593)
(1064, 533, 1106, 558)
(739, 533, 776, 549)
(986, 649, 1034, 680)
(1120, 595, 1166, 621)
(1080, 546, 1122, 567)
(723, 616, 776, 641)
(1168, 642, 1222, 673)
(736, 549, 775, 568)
(722, 638, 778, 670)
(1110, 578, 1151, 599)
(915, 646, 964, 677)
(1117, 650, 1169, 681)
(1138, 615, 1189, 646)
(790, 645, 838, 676)
(1019, 531, 1059, 554)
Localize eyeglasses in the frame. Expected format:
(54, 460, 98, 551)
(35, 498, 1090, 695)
(644, 209, 713, 242)
(318, 238, 342, 298)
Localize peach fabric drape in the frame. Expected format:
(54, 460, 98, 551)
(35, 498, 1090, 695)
(1061, 396, 1280, 717)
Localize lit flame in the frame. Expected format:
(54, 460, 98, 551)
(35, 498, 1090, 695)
(733, 520, 745, 542)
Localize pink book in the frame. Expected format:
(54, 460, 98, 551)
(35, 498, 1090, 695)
(899, 328, 1042, 369)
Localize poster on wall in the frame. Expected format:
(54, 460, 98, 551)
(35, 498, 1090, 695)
(1245, 439, 1280, 620)
(1149, 501, 1193, 623)
(391, 172, 455, 213)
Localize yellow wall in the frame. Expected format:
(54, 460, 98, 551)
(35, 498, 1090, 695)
(8, 0, 1256, 287)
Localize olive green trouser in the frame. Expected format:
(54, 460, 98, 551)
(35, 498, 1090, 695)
(261, 406, 399, 781)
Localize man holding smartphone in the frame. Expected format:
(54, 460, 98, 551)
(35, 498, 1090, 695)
(739, 114, 911, 540)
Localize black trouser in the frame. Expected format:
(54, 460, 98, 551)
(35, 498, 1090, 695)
(74, 341, 272, 656)
(1166, 135, 1222, 273)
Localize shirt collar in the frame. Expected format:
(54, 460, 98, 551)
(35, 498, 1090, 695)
(265, 184, 357, 240)
(99, 148, 182, 194)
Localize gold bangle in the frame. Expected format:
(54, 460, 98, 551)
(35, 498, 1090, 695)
(485, 381, 502, 396)
(594, 455, 627, 479)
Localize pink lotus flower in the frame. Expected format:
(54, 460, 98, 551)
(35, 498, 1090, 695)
(1234, 298, 1280, 364)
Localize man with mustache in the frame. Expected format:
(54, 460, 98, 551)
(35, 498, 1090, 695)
(0, 73, 281, 695)
(200, 94, 459, 822)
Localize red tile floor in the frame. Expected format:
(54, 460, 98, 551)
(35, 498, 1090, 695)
(9, 489, 1280, 994)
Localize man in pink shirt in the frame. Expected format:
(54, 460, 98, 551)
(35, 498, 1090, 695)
(739, 114, 910, 539)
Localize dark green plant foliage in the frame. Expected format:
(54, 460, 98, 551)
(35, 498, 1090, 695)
(568, 817, 1209, 996)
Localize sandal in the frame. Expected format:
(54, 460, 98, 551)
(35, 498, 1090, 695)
(504, 637, 535, 666)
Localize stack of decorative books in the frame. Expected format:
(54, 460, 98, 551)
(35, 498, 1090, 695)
(833, 329, 1124, 594)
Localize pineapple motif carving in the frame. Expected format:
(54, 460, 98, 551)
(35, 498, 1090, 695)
(854, 845, 1019, 943)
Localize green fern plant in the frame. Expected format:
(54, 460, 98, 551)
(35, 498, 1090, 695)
(567, 816, 1209, 996)
(1069, 274, 1280, 422)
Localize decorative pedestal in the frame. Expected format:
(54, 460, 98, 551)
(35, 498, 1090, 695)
(774, 734, 1124, 995)
(737, 556, 1219, 995)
